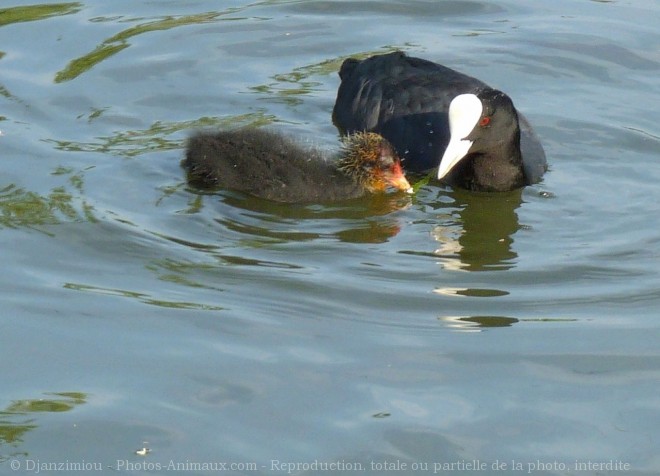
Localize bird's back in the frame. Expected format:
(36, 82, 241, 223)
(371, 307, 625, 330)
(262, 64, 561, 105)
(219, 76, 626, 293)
(183, 129, 363, 203)
(334, 52, 487, 126)
(333, 52, 488, 172)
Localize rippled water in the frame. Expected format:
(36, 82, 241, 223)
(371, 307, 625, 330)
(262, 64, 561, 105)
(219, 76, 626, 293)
(1, 1, 659, 474)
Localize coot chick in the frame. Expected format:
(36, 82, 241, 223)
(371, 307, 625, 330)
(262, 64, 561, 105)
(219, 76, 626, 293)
(183, 128, 412, 203)
(332, 51, 547, 192)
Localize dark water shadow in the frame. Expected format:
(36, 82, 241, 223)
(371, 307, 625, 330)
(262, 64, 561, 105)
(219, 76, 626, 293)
(207, 189, 413, 244)
(450, 187, 522, 271)
(406, 185, 523, 271)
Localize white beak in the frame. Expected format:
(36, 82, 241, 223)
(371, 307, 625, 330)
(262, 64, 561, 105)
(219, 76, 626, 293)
(437, 94, 482, 180)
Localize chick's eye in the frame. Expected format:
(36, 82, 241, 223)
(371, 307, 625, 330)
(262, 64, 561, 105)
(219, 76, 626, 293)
(379, 154, 394, 167)
(479, 116, 491, 127)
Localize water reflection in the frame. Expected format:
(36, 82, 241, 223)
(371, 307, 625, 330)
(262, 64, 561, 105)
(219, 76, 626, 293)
(0, 3, 81, 29)
(53, 8, 249, 83)
(181, 171, 520, 253)
(431, 187, 523, 271)
(439, 315, 579, 331)
(284, 1, 503, 18)
(249, 46, 411, 106)
(433, 287, 509, 298)
(0, 392, 86, 461)
(47, 111, 278, 158)
(440, 315, 519, 331)
(0, 168, 96, 234)
(63, 282, 225, 310)
(207, 191, 411, 244)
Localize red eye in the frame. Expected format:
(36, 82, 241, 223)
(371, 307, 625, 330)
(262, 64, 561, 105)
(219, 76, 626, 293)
(479, 116, 491, 127)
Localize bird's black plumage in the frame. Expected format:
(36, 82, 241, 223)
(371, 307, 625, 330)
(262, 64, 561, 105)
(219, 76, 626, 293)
(182, 128, 410, 203)
(332, 51, 547, 191)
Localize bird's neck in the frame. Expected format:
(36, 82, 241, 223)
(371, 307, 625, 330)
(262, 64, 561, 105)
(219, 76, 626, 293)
(451, 137, 525, 192)
(471, 152, 524, 192)
(475, 128, 525, 191)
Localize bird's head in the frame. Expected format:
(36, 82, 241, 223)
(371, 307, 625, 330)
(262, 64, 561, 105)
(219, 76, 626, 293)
(338, 132, 413, 194)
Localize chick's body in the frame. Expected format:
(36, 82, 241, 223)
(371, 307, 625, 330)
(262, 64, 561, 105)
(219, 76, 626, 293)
(183, 128, 410, 203)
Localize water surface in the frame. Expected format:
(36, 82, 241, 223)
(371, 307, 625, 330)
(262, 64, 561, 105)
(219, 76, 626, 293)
(1, 1, 659, 474)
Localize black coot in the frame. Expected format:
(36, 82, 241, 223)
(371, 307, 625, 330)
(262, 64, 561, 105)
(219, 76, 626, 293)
(332, 51, 547, 192)
(182, 128, 412, 203)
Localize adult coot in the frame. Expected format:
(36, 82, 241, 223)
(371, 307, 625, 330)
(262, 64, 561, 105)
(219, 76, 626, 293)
(183, 128, 412, 203)
(332, 51, 547, 192)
